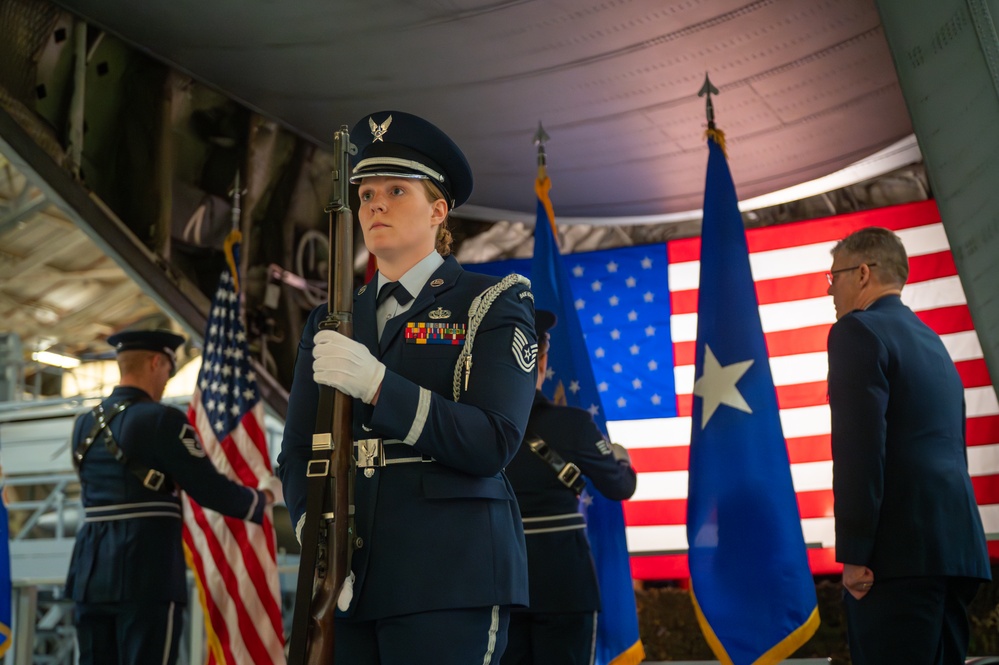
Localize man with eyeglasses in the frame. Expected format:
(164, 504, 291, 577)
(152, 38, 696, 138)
(825, 227, 990, 665)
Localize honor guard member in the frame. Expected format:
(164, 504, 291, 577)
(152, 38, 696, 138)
(277, 110, 537, 664)
(502, 311, 637, 665)
(66, 330, 278, 665)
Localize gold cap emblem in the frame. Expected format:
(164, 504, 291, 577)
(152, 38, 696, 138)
(369, 115, 393, 142)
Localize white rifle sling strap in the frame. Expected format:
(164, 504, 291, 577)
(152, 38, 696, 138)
(452, 273, 532, 402)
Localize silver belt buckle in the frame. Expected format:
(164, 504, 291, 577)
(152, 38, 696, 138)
(356, 438, 386, 468)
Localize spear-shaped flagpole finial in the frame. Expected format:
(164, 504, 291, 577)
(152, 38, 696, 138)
(534, 121, 550, 168)
(698, 73, 720, 130)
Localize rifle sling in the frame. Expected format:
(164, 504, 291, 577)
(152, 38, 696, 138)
(525, 432, 587, 495)
(75, 400, 171, 493)
(288, 446, 332, 663)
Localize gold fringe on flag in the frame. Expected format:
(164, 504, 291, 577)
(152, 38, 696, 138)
(690, 582, 820, 665)
(607, 639, 647, 665)
(224, 229, 242, 293)
(535, 169, 558, 241)
(182, 540, 228, 664)
(705, 127, 727, 158)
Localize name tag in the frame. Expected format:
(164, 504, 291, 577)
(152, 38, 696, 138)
(405, 322, 467, 345)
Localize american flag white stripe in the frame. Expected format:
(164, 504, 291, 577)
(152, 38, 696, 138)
(669, 277, 965, 342)
(625, 504, 999, 555)
(182, 264, 286, 664)
(630, 384, 999, 447)
(631, 443, 999, 503)
(188, 405, 274, 483)
(183, 493, 284, 664)
(609, 201, 999, 579)
(666, 222, 952, 290)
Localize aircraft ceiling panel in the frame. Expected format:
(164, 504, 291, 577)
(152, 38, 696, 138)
(49, 0, 912, 220)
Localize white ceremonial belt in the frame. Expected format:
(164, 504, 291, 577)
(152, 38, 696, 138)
(354, 438, 434, 467)
(385, 456, 434, 465)
(521, 512, 587, 535)
(84, 501, 182, 522)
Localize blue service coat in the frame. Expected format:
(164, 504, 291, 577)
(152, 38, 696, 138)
(504, 391, 637, 612)
(66, 386, 267, 604)
(278, 255, 537, 621)
(828, 295, 990, 581)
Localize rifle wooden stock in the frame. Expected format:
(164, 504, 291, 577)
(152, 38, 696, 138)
(288, 126, 356, 665)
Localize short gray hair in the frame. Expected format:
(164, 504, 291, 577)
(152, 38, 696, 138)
(831, 226, 908, 286)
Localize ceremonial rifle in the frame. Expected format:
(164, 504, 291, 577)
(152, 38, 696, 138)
(288, 125, 357, 665)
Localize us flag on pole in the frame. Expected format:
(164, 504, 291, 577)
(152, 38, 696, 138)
(182, 230, 286, 664)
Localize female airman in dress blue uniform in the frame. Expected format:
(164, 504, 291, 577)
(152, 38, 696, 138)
(278, 111, 538, 664)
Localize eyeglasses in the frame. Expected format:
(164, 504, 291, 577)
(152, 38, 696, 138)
(825, 263, 876, 285)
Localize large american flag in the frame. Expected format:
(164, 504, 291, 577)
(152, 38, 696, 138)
(182, 236, 286, 664)
(472, 198, 999, 580)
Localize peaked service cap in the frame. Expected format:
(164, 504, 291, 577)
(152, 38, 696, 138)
(349, 110, 473, 209)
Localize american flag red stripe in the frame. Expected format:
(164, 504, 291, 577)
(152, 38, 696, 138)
(182, 520, 240, 664)
(183, 402, 285, 664)
(609, 200, 999, 579)
(183, 497, 272, 664)
(181, 258, 286, 664)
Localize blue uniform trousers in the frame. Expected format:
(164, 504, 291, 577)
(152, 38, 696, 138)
(503, 610, 597, 665)
(335, 606, 510, 664)
(76, 600, 183, 665)
(844, 576, 982, 665)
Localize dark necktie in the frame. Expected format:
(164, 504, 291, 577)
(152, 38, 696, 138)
(376, 282, 414, 307)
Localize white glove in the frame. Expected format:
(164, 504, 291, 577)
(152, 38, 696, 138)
(313, 330, 386, 404)
(257, 474, 284, 505)
(295, 514, 354, 611)
(337, 571, 355, 611)
(611, 443, 631, 464)
(295, 513, 306, 545)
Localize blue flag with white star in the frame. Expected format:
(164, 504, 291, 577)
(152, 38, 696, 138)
(685, 130, 818, 664)
(530, 172, 645, 665)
